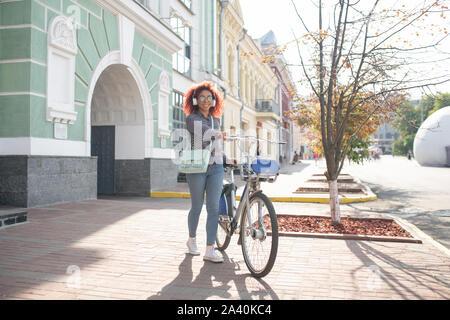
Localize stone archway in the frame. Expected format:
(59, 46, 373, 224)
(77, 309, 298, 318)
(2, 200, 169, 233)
(85, 51, 153, 157)
(87, 53, 153, 196)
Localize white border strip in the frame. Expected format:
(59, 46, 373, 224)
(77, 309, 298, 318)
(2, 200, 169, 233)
(0, 59, 46, 67)
(0, 92, 46, 98)
(0, 24, 45, 33)
(147, 148, 175, 159)
(0, 137, 88, 157)
(0, 137, 175, 159)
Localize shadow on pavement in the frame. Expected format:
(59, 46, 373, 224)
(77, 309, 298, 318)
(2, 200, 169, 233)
(279, 162, 312, 176)
(0, 196, 191, 299)
(345, 240, 449, 299)
(359, 182, 415, 203)
(147, 252, 279, 300)
(98, 195, 191, 209)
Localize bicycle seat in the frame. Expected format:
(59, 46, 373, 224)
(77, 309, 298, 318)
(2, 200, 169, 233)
(251, 159, 280, 175)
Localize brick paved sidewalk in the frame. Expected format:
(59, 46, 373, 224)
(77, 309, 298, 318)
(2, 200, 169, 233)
(0, 197, 449, 300)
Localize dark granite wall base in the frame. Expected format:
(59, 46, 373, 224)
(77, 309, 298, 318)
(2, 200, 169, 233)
(0, 156, 97, 208)
(149, 158, 178, 191)
(0, 155, 178, 207)
(114, 159, 150, 196)
(114, 158, 178, 194)
(0, 157, 28, 207)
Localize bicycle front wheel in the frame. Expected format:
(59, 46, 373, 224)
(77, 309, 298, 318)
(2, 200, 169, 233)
(240, 192, 278, 278)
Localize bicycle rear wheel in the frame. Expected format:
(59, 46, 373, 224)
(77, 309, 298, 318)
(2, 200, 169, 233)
(216, 188, 232, 251)
(240, 192, 278, 278)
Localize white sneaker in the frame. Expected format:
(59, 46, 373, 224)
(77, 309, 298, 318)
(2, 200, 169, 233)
(203, 245, 224, 263)
(186, 237, 200, 255)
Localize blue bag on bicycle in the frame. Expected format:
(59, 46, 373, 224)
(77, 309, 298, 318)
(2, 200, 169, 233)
(251, 159, 280, 175)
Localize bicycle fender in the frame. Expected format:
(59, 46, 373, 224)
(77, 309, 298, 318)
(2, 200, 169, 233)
(249, 190, 263, 198)
(237, 191, 265, 246)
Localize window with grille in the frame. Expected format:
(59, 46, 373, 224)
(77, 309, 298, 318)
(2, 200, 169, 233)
(170, 15, 191, 76)
(172, 91, 186, 130)
(136, 0, 159, 14)
(172, 91, 186, 147)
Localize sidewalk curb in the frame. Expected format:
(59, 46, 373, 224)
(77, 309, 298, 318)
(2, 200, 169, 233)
(340, 176, 378, 203)
(274, 230, 422, 243)
(271, 213, 422, 244)
(150, 191, 191, 199)
(150, 191, 377, 203)
(386, 214, 450, 257)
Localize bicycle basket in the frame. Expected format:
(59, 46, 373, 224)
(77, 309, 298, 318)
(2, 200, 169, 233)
(251, 159, 280, 175)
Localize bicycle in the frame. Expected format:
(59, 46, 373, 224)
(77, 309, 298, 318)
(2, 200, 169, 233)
(216, 136, 282, 278)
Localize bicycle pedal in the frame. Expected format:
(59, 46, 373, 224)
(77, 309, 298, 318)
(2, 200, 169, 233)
(219, 215, 232, 223)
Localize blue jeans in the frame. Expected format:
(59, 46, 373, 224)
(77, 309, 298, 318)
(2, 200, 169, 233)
(186, 164, 224, 245)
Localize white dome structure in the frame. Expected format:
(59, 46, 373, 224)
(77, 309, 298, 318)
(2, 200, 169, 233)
(413, 106, 450, 166)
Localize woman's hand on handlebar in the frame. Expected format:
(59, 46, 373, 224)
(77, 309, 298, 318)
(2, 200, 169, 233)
(226, 158, 238, 168)
(221, 131, 228, 141)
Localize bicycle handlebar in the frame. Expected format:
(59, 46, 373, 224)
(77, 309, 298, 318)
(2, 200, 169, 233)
(224, 135, 287, 144)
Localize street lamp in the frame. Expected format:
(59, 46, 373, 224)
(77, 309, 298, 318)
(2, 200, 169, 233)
(218, 0, 230, 79)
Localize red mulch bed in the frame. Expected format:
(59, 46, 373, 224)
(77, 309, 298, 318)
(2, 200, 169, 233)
(266, 215, 413, 238)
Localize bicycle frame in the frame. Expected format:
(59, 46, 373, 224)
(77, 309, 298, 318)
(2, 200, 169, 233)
(217, 136, 282, 277)
(222, 164, 245, 236)
(221, 136, 283, 240)
(224, 155, 269, 239)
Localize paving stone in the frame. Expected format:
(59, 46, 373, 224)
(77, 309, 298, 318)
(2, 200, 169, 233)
(0, 197, 448, 300)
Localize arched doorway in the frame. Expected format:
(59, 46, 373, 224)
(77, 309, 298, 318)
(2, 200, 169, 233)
(90, 64, 147, 195)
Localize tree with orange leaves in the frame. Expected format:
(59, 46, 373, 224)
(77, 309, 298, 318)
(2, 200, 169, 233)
(286, 90, 405, 160)
(289, 0, 450, 225)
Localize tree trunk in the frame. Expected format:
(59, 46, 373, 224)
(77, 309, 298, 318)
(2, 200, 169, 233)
(328, 179, 341, 225)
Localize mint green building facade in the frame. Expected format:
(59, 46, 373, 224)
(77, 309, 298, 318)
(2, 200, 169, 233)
(0, 0, 217, 207)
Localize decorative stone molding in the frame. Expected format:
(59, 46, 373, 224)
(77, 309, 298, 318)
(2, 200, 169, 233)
(46, 15, 78, 125)
(95, 0, 182, 54)
(158, 71, 171, 138)
(118, 14, 135, 66)
(48, 16, 77, 54)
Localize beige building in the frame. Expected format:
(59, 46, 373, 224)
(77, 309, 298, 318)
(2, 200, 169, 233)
(256, 30, 296, 164)
(293, 124, 312, 159)
(218, 0, 280, 161)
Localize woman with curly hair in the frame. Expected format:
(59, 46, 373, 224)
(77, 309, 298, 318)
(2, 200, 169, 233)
(183, 81, 235, 263)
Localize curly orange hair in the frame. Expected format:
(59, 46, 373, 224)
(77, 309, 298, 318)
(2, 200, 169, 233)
(183, 81, 224, 118)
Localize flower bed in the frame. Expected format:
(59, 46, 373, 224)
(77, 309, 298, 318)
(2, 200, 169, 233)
(261, 215, 418, 241)
(276, 215, 413, 237)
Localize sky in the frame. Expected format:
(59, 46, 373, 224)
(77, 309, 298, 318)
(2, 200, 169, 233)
(239, 0, 450, 100)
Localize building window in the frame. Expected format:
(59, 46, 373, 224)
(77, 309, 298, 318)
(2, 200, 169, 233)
(172, 90, 186, 130)
(172, 90, 186, 147)
(242, 122, 252, 155)
(230, 126, 236, 159)
(171, 15, 191, 76)
(227, 50, 234, 89)
(137, 0, 159, 14)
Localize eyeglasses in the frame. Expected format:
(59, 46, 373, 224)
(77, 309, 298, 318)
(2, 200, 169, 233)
(198, 96, 213, 102)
